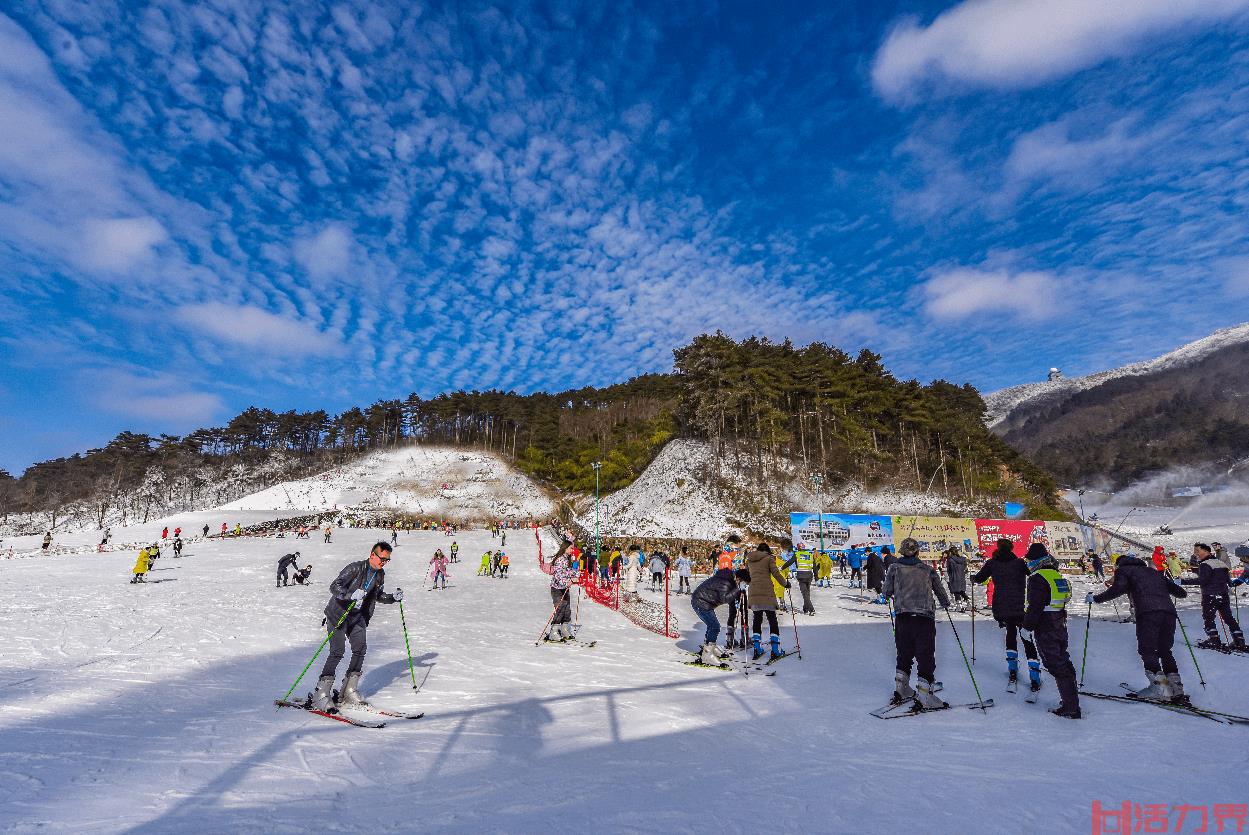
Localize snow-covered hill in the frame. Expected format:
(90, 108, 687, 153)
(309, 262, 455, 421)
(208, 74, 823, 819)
(984, 321, 1249, 428)
(218, 445, 556, 523)
(576, 439, 983, 540)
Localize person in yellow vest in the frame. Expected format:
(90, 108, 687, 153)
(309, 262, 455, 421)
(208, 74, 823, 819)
(131, 547, 151, 584)
(782, 543, 816, 615)
(1021, 543, 1080, 719)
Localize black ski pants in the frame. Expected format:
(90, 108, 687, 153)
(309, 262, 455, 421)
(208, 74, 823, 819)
(796, 571, 815, 614)
(550, 586, 572, 625)
(751, 609, 780, 637)
(321, 619, 367, 677)
(1034, 618, 1079, 709)
(997, 614, 1038, 660)
(1135, 611, 1179, 675)
(1201, 594, 1243, 638)
(895, 613, 936, 683)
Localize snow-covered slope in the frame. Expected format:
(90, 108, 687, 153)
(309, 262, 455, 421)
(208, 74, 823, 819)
(218, 445, 556, 522)
(3, 517, 1246, 832)
(576, 439, 982, 540)
(984, 322, 1249, 427)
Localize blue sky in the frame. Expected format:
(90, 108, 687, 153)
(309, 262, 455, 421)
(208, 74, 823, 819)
(4, 0, 1249, 474)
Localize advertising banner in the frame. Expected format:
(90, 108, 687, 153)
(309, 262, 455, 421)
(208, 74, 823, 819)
(1042, 521, 1087, 561)
(891, 516, 978, 561)
(790, 513, 893, 552)
(974, 518, 1047, 556)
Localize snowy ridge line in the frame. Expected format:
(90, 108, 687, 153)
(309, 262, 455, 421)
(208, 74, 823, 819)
(984, 321, 1249, 427)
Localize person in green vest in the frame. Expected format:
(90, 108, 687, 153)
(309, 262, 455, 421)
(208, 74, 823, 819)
(1020, 543, 1081, 719)
(782, 542, 816, 615)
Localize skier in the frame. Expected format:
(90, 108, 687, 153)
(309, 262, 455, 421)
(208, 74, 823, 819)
(429, 550, 449, 590)
(131, 546, 151, 583)
(846, 544, 865, 589)
(865, 546, 886, 604)
(293, 564, 313, 585)
(491, 549, 503, 578)
(277, 552, 302, 587)
(391, 526, 398, 546)
(971, 539, 1041, 694)
(42, 532, 52, 552)
(162, 527, 168, 541)
(881, 545, 897, 571)
(649, 550, 668, 592)
(782, 544, 816, 615)
(745, 543, 790, 660)
(172, 536, 184, 558)
(539, 544, 578, 642)
(1180, 543, 1244, 650)
(323, 524, 332, 544)
(221, 522, 228, 536)
(884, 537, 951, 709)
(1090, 550, 1105, 581)
(691, 558, 741, 665)
(944, 547, 970, 610)
(234, 523, 241, 537)
(309, 542, 404, 710)
(1020, 543, 1081, 719)
(500, 551, 510, 578)
(99, 527, 112, 551)
(1090, 551, 1189, 703)
(478, 552, 491, 576)
(202, 524, 209, 538)
(1151, 546, 1167, 573)
(450, 541, 459, 564)
(815, 550, 832, 588)
(675, 549, 693, 594)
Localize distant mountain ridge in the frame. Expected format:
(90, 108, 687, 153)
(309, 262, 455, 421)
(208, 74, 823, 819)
(985, 323, 1249, 488)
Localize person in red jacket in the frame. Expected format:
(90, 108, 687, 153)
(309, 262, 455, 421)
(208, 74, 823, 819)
(1151, 546, 1167, 572)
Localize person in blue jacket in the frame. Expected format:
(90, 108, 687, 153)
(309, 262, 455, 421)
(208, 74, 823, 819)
(847, 544, 866, 589)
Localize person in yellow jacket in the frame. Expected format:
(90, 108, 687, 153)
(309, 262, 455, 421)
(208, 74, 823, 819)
(131, 548, 151, 583)
(815, 551, 833, 587)
(773, 553, 788, 608)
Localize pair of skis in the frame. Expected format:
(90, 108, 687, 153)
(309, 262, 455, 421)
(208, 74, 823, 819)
(275, 698, 425, 728)
(1078, 683, 1249, 726)
(539, 638, 598, 649)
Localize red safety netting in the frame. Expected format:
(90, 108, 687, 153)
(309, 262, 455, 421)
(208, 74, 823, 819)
(537, 527, 678, 638)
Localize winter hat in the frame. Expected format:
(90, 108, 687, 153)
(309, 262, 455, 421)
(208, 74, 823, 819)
(899, 538, 920, 557)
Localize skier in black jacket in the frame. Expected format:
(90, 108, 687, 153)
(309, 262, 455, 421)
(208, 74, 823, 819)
(276, 552, 302, 587)
(309, 542, 403, 710)
(1091, 552, 1188, 703)
(1020, 543, 1080, 719)
(691, 564, 741, 665)
(971, 539, 1040, 692)
(1181, 543, 1244, 650)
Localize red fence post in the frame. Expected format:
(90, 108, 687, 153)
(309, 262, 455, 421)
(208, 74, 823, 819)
(664, 567, 671, 637)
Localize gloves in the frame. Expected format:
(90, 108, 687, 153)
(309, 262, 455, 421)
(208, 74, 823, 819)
(349, 588, 366, 603)
(1019, 628, 1034, 645)
(392, 587, 404, 602)
(1085, 591, 1095, 604)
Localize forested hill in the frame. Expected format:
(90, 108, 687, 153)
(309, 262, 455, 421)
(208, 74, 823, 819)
(1, 333, 1063, 528)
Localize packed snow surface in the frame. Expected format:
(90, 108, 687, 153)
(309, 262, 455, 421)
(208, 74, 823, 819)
(984, 321, 1249, 427)
(3, 511, 1246, 832)
(219, 445, 556, 521)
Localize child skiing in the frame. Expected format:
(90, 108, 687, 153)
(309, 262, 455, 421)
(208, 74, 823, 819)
(499, 551, 509, 578)
(309, 542, 404, 710)
(884, 537, 951, 709)
(1021, 543, 1080, 719)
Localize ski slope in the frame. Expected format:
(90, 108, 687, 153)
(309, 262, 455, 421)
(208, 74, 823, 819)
(2, 515, 1247, 832)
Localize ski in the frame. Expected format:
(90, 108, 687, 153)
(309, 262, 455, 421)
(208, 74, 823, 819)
(342, 704, 425, 720)
(684, 659, 734, 671)
(870, 699, 994, 719)
(766, 651, 797, 666)
(1116, 683, 1249, 724)
(540, 638, 597, 648)
(1197, 643, 1248, 655)
(274, 699, 386, 728)
(1079, 691, 1230, 725)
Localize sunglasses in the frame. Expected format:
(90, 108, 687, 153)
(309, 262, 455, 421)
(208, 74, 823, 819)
(373, 553, 392, 562)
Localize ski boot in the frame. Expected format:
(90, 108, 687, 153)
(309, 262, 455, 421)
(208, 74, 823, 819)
(1131, 672, 1171, 701)
(1049, 704, 1082, 720)
(339, 671, 370, 707)
(915, 678, 948, 710)
(1007, 650, 1019, 688)
(559, 623, 576, 641)
(697, 642, 723, 667)
(1166, 673, 1191, 707)
(891, 669, 916, 705)
(1028, 660, 1042, 694)
(309, 675, 336, 711)
(1234, 634, 1247, 651)
(751, 633, 764, 661)
(769, 634, 784, 661)
(874, 594, 887, 605)
(712, 641, 734, 660)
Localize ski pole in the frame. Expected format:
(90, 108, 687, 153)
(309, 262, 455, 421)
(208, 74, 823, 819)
(785, 586, 803, 659)
(970, 584, 976, 664)
(1079, 600, 1093, 687)
(398, 598, 417, 689)
(534, 584, 573, 645)
(1175, 609, 1206, 688)
(280, 600, 360, 704)
(886, 597, 896, 635)
(944, 606, 988, 713)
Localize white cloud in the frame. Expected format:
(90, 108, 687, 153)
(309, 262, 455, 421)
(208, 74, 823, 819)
(872, 0, 1249, 102)
(292, 224, 353, 280)
(90, 368, 224, 423)
(79, 216, 167, 271)
(919, 266, 1063, 321)
(175, 303, 343, 357)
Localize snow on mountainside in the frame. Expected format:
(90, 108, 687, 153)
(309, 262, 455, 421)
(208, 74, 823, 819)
(218, 445, 556, 522)
(576, 439, 981, 540)
(984, 322, 1249, 427)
